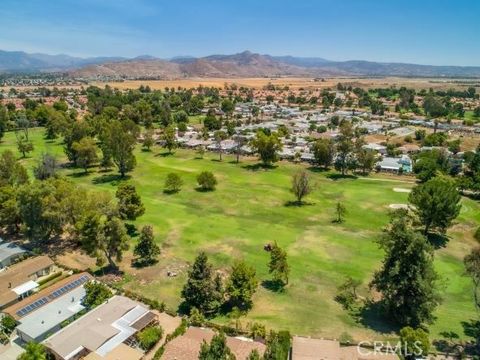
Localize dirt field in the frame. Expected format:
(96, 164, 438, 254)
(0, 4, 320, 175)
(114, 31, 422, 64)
(2, 76, 478, 91)
(91, 77, 480, 91)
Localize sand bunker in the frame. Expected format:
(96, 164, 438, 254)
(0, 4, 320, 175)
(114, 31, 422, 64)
(393, 188, 412, 193)
(389, 204, 409, 209)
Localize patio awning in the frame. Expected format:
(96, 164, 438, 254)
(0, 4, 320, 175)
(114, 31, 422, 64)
(12, 280, 38, 295)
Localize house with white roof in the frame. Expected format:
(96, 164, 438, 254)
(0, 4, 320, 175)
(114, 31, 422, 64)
(44, 295, 156, 360)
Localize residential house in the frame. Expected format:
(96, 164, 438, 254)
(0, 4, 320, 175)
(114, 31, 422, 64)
(291, 336, 399, 360)
(0, 241, 26, 269)
(4, 273, 93, 343)
(377, 155, 412, 173)
(44, 295, 156, 360)
(162, 327, 266, 360)
(0, 256, 54, 309)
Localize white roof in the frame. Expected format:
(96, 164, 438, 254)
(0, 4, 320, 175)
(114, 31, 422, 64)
(12, 280, 38, 295)
(95, 305, 149, 356)
(17, 286, 86, 341)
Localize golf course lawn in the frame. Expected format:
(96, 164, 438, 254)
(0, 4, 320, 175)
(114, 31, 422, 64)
(2, 128, 479, 341)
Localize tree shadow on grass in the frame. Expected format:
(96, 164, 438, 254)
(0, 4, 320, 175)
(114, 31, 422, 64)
(243, 163, 277, 172)
(195, 187, 215, 192)
(284, 200, 314, 207)
(92, 174, 130, 185)
(163, 189, 180, 195)
(91, 265, 124, 277)
(355, 301, 401, 334)
(131, 258, 158, 269)
(261, 279, 286, 293)
(155, 151, 174, 157)
(426, 232, 449, 249)
(307, 166, 329, 173)
(67, 171, 90, 178)
(326, 173, 358, 181)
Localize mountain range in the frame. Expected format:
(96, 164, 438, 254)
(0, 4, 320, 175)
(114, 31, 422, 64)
(2, 49, 480, 78)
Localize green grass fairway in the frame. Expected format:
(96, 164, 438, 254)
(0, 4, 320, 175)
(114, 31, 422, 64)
(1, 128, 479, 341)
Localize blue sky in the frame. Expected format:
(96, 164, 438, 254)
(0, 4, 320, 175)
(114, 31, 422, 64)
(1, 0, 479, 66)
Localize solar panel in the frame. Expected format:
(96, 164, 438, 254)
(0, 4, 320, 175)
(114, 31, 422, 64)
(16, 276, 91, 317)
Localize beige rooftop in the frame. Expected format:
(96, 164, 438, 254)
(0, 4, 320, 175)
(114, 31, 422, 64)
(44, 295, 151, 360)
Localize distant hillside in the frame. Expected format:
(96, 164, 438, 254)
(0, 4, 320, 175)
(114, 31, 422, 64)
(0, 50, 125, 72)
(2, 49, 480, 78)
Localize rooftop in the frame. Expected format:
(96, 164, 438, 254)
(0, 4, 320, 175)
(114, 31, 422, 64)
(4, 272, 92, 320)
(162, 327, 266, 360)
(291, 336, 399, 360)
(16, 285, 86, 341)
(44, 295, 151, 360)
(0, 241, 26, 264)
(0, 256, 54, 307)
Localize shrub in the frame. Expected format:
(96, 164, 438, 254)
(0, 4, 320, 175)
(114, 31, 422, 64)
(138, 325, 163, 350)
(1, 315, 16, 335)
(83, 281, 113, 308)
(164, 173, 183, 193)
(196, 171, 217, 191)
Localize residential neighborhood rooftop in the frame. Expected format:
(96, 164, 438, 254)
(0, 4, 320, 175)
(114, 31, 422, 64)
(0, 256, 54, 308)
(44, 295, 153, 360)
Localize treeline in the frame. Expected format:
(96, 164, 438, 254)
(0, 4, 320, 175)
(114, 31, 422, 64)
(0, 150, 159, 270)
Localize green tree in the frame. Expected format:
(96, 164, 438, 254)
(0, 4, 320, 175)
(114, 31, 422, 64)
(399, 326, 430, 360)
(226, 260, 258, 310)
(80, 214, 130, 270)
(247, 349, 261, 360)
(334, 202, 347, 223)
(221, 99, 235, 118)
(137, 326, 163, 350)
(409, 176, 461, 234)
(134, 225, 160, 266)
(268, 242, 289, 286)
(371, 210, 440, 326)
(464, 246, 480, 310)
(250, 131, 282, 166)
(197, 171, 217, 191)
(199, 332, 236, 360)
(0, 185, 21, 233)
(181, 252, 223, 315)
(17, 179, 66, 240)
(83, 281, 113, 308)
(290, 170, 313, 204)
(16, 134, 34, 158)
(163, 124, 177, 154)
(72, 137, 98, 173)
(312, 138, 336, 169)
(263, 330, 291, 360)
(17, 342, 47, 360)
(0, 150, 29, 186)
(1, 314, 16, 335)
(214, 130, 228, 161)
(116, 182, 145, 220)
(164, 173, 183, 193)
(142, 129, 155, 151)
(63, 121, 91, 166)
(356, 148, 377, 175)
(334, 122, 354, 175)
(104, 120, 137, 177)
(413, 149, 449, 182)
(173, 110, 189, 123)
